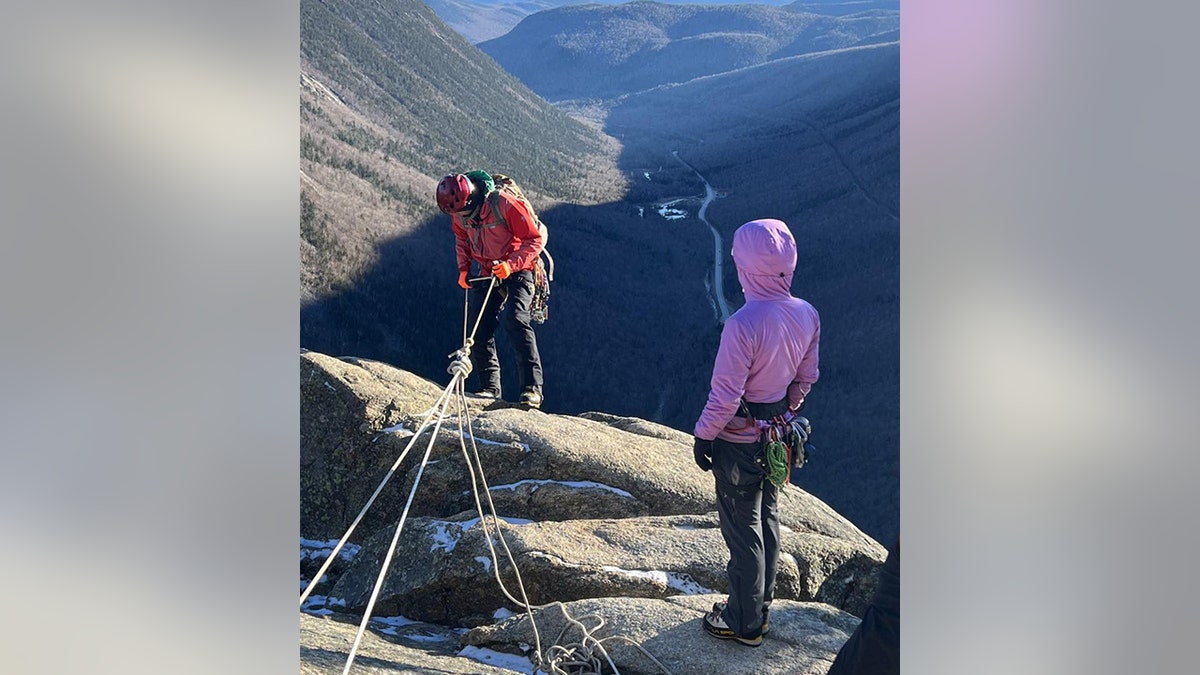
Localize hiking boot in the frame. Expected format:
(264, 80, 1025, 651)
(712, 600, 769, 637)
(474, 386, 502, 400)
(703, 603, 762, 647)
(519, 387, 542, 409)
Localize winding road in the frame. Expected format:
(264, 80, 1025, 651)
(672, 151, 730, 324)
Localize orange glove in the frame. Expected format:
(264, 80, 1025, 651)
(491, 260, 513, 280)
(458, 271, 470, 289)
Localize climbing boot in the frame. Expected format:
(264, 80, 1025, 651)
(702, 603, 762, 647)
(712, 600, 769, 637)
(474, 385, 502, 400)
(519, 387, 542, 409)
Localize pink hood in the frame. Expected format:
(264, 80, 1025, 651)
(733, 219, 797, 301)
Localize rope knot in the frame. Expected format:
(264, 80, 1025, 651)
(447, 349, 473, 378)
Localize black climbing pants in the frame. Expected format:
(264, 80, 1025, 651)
(467, 269, 543, 393)
(826, 538, 900, 675)
(712, 436, 780, 639)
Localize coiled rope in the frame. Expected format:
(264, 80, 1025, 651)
(763, 427, 791, 488)
(304, 275, 670, 675)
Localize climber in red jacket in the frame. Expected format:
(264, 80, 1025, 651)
(437, 170, 544, 408)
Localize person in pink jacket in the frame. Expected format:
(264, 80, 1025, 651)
(693, 218, 820, 647)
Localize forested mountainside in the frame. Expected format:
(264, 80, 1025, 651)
(300, 0, 898, 544)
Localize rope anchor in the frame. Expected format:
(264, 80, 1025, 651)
(447, 348, 473, 378)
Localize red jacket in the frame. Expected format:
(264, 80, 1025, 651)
(452, 191, 544, 275)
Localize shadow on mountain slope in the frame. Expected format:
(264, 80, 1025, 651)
(301, 43, 898, 545)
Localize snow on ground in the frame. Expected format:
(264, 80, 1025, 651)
(487, 479, 633, 498)
(601, 565, 667, 584)
(455, 516, 535, 530)
(302, 594, 347, 616)
(458, 646, 535, 674)
(371, 615, 421, 628)
(429, 516, 534, 553)
(476, 555, 493, 572)
(598, 566, 715, 594)
(666, 572, 716, 595)
(301, 538, 362, 562)
(464, 434, 532, 453)
(369, 615, 454, 641)
(430, 522, 462, 553)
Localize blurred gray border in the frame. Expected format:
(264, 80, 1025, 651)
(0, 1, 301, 673)
(903, 2, 1200, 673)
(2, 1, 1199, 673)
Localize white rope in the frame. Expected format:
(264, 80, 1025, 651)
(299, 376, 459, 609)
(311, 276, 498, 673)
(451, 381, 545, 652)
(341, 375, 459, 675)
(307, 275, 670, 675)
(303, 278, 493, 609)
(467, 276, 498, 350)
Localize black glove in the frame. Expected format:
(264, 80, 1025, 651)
(693, 437, 713, 472)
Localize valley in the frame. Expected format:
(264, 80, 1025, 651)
(299, 0, 899, 544)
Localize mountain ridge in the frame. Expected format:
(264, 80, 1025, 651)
(617, 39, 900, 101)
(479, 1, 898, 100)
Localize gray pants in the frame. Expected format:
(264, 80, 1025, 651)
(712, 436, 780, 638)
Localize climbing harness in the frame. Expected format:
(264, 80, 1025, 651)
(301, 278, 670, 675)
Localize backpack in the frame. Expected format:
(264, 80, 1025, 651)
(486, 173, 554, 324)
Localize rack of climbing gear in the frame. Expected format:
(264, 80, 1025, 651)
(746, 406, 815, 488)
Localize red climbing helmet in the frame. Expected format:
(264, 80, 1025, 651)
(436, 173, 473, 213)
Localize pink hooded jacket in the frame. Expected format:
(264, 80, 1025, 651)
(694, 219, 820, 443)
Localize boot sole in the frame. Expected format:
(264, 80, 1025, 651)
(702, 616, 762, 647)
(702, 624, 762, 647)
